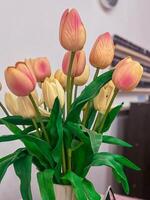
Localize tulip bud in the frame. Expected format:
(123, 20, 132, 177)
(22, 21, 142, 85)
(5, 62, 36, 96)
(62, 50, 86, 77)
(74, 65, 90, 86)
(112, 57, 143, 91)
(5, 93, 18, 115)
(54, 69, 67, 89)
(59, 8, 86, 51)
(94, 81, 115, 113)
(42, 78, 65, 109)
(89, 32, 114, 69)
(17, 96, 36, 118)
(31, 57, 51, 82)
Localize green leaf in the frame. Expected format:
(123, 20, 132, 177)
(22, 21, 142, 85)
(102, 103, 123, 133)
(82, 127, 102, 153)
(72, 143, 93, 177)
(86, 107, 97, 129)
(0, 116, 33, 125)
(67, 70, 113, 123)
(100, 152, 140, 171)
(85, 152, 130, 194)
(0, 119, 54, 168)
(46, 98, 63, 183)
(0, 148, 25, 182)
(14, 154, 33, 200)
(83, 179, 101, 200)
(62, 171, 87, 200)
(0, 134, 26, 142)
(47, 98, 63, 163)
(66, 122, 89, 145)
(37, 169, 55, 200)
(102, 135, 132, 148)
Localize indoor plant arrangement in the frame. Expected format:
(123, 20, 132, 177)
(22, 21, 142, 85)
(0, 8, 143, 200)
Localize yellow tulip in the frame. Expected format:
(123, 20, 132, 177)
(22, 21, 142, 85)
(42, 78, 65, 109)
(17, 96, 36, 118)
(94, 81, 115, 113)
(5, 93, 18, 115)
(74, 65, 90, 86)
(54, 69, 67, 89)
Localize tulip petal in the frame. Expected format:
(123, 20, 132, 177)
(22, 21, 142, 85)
(33, 58, 51, 81)
(59, 8, 86, 51)
(5, 67, 35, 96)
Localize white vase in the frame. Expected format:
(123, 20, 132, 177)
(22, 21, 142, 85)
(54, 184, 76, 200)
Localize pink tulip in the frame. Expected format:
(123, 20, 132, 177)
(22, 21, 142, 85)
(62, 50, 86, 77)
(112, 57, 143, 91)
(89, 32, 114, 69)
(5, 62, 36, 96)
(59, 8, 86, 51)
(31, 57, 51, 82)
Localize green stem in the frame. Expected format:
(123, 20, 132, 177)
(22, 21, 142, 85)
(0, 102, 9, 116)
(82, 68, 100, 125)
(32, 118, 41, 137)
(74, 85, 78, 100)
(67, 148, 72, 171)
(93, 68, 100, 80)
(97, 88, 119, 133)
(67, 51, 75, 114)
(62, 141, 66, 174)
(92, 112, 103, 131)
(29, 94, 49, 143)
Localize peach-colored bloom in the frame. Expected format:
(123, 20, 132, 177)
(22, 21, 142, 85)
(74, 65, 90, 86)
(62, 50, 86, 77)
(59, 8, 86, 51)
(31, 57, 51, 82)
(54, 69, 67, 89)
(89, 32, 114, 69)
(5, 62, 36, 96)
(112, 57, 143, 91)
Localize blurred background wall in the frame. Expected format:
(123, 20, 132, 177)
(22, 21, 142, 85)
(0, 0, 150, 199)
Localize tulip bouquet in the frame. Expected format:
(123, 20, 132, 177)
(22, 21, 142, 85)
(0, 8, 143, 200)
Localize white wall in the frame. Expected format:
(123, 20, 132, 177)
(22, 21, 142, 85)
(0, 0, 150, 199)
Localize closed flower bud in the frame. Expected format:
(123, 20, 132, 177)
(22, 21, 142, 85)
(94, 81, 115, 113)
(5, 62, 36, 96)
(112, 57, 143, 91)
(62, 50, 86, 77)
(31, 57, 51, 82)
(89, 32, 114, 69)
(42, 78, 65, 109)
(17, 96, 36, 118)
(74, 65, 90, 86)
(59, 8, 86, 51)
(54, 69, 67, 89)
(5, 93, 18, 115)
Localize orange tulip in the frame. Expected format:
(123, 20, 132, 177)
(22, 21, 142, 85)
(89, 32, 114, 69)
(59, 8, 86, 51)
(5, 62, 36, 96)
(112, 57, 143, 91)
(30, 57, 51, 82)
(62, 50, 86, 77)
